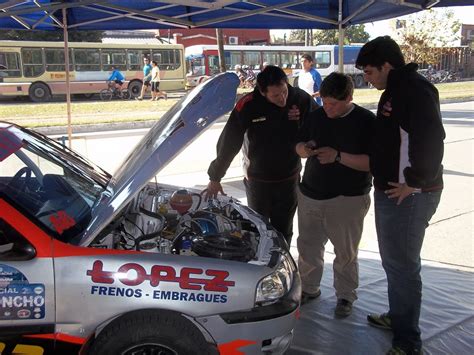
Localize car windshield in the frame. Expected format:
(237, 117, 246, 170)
(0, 124, 110, 242)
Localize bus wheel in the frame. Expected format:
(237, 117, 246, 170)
(29, 82, 51, 102)
(128, 80, 142, 98)
(87, 310, 217, 355)
(354, 75, 365, 88)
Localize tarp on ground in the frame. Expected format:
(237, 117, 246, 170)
(0, 0, 473, 31)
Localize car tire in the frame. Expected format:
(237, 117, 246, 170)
(127, 80, 142, 98)
(87, 310, 217, 355)
(100, 88, 113, 101)
(29, 82, 52, 102)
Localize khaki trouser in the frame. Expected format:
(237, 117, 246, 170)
(297, 188, 370, 303)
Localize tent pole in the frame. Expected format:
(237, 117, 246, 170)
(338, 0, 344, 73)
(216, 28, 226, 73)
(62, 7, 72, 148)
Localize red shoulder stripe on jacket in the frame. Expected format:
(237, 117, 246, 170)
(235, 93, 253, 112)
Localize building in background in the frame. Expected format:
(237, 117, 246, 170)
(461, 24, 474, 48)
(156, 29, 270, 47)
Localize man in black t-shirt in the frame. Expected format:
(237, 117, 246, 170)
(295, 72, 375, 317)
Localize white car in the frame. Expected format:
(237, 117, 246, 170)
(0, 72, 301, 355)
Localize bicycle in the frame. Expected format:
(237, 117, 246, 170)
(100, 81, 131, 100)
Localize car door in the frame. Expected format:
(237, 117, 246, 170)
(0, 199, 55, 355)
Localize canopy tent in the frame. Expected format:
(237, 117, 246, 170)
(1, 0, 473, 31)
(1, 0, 473, 146)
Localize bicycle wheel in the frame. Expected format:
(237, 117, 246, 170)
(100, 89, 113, 101)
(121, 89, 131, 100)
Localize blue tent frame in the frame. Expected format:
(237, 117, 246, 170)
(0, 1, 473, 31)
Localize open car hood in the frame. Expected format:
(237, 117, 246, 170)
(79, 72, 239, 246)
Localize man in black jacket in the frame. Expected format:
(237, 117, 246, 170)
(204, 65, 317, 245)
(356, 36, 444, 355)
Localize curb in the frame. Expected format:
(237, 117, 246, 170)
(34, 97, 473, 136)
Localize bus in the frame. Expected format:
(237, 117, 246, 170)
(0, 41, 186, 102)
(185, 44, 366, 88)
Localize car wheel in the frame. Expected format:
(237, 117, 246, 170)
(100, 89, 113, 101)
(128, 80, 142, 98)
(29, 82, 52, 102)
(87, 310, 217, 355)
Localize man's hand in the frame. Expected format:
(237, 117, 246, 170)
(314, 146, 338, 164)
(385, 182, 417, 205)
(202, 180, 226, 201)
(288, 105, 300, 121)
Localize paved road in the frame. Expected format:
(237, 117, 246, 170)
(50, 101, 474, 269)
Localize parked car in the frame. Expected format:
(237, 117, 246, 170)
(0, 72, 301, 355)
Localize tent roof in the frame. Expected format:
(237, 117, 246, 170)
(0, 0, 473, 31)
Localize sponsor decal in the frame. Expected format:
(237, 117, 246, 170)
(49, 210, 76, 234)
(0, 265, 45, 320)
(86, 260, 234, 303)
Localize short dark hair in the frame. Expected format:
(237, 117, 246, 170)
(256, 65, 288, 93)
(355, 36, 405, 70)
(152, 61, 158, 66)
(320, 72, 354, 100)
(300, 53, 313, 62)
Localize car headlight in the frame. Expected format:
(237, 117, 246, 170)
(255, 253, 295, 304)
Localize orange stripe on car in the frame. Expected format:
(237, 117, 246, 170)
(218, 339, 257, 355)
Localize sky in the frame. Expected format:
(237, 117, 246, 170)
(270, 6, 474, 43)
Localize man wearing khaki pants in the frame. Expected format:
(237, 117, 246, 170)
(295, 72, 374, 317)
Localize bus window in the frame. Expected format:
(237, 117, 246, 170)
(45, 48, 73, 72)
(22, 48, 44, 77)
(152, 49, 181, 71)
(262, 52, 279, 67)
(227, 51, 241, 70)
(0, 52, 21, 78)
(281, 52, 298, 70)
(74, 49, 100, 71)
(102, 49, 126, 71)
(127, 50, 144, 71)
(243, 51, 260, 68)
(314, 51, 331, 69)
(208, 55, 220, 75)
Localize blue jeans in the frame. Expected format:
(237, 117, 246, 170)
(375, 189, 441, 352)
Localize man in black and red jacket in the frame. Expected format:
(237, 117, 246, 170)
(204, 65, 317, 245)
(356, 36, 445, 355)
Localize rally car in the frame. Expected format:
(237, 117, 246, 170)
(0, 72, 301, 355)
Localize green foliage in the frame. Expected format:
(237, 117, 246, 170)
(289, 24, 370, 45)
(0, 30, 104, 42)
(392, 9, 461, 65)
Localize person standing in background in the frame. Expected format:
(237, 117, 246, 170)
(298, 54, 323, 106)
(150, 61, 167, 101)
(356, 36, 444, 355)
(136, 56, 152, 100)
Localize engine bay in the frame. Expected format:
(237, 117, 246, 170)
(93, 184, 280, 263)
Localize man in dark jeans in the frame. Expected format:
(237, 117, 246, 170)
(356, 36, 444, 355)
(204, 66, 317, 245)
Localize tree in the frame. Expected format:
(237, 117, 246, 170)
(391, 9, 461, 65)
(289, 24, 370, 45)
(0, 29, 104, 42)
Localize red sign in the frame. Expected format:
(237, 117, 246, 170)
(87, 261, 235, 292)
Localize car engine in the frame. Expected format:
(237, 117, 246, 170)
(92, 184, 281, 263)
